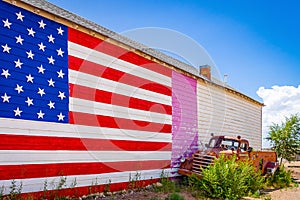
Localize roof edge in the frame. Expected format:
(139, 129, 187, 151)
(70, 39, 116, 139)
(15, 0, 263, 106)
(19, 0, 199, 76)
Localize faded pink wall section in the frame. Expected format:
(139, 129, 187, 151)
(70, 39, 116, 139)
(171, 71, 198, 168)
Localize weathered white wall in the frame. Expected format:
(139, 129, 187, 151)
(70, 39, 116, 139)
(197, 80, 262, 150)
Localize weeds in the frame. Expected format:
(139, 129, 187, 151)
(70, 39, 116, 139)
(42, 179, 48, 200)
(9, 180, 17, 197)
(153, 170, 180, 193)
(265, 165, 298, 188)
(89, 177, 99, 194)
(51, 176, 67, 199)
(0, 185, 4, 200)
(104, 179, 111, 195)
(262, 196, 272, 200)
(128, 172, 142, 191)
(134, 172, 144, 190)
(165, 192, 184, 200)
(56, 176, 67, 190)
(150, 197, 160, 200)
(187, 155, 264, 200)
(186, 174, 203, 198)
(69, 178, 77, 188)
(8, 180, 23, 200)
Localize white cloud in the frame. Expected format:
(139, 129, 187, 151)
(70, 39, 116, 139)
(256, 85, 300, 147)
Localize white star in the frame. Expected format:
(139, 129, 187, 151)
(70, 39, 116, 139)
(15, 35, 24, 45)
(57, 27, 64, 35)
(2, 19, 12, 29)
(48, 100, 55, 109)
(1, 69, 10, 78)
(47, 34, 55, 43)
(57, 112, 65, 121)
(37, 110, 45, 119)
(1, 93, 11, 103)
(48, 56, 55, 65)
(58, 91, 66, 100)
(2, 44, 11, 53)
(27, 28, 35, 37)
(48, 78, 55, 87)
(14, 107, 22, 117)
(38, 20, 46, 29)
(14, 59, 23, 68)
(25, 97, 34, 106)
(16, 12, 24, 21)
(56, 48, 64, 57)
(38, 42, 46, 52)
(57, 70, 65, 78)
(37, 88, 45, 97)
(37, 65, 45, 74)
(26, 50, 34, 59)
(26, 74, 34, 83)
(15, 84, 24, 94)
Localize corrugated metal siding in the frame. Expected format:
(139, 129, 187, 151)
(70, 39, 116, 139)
(197, 81, 262, 150)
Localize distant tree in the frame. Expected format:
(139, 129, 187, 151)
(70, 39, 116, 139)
(266, 114, 300, 165)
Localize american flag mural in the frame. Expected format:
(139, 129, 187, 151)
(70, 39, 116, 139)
(0, 0, 199, 196)
(0, 0, 264, 197)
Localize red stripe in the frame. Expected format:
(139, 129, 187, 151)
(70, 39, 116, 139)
(0, 134, 171, 151)
(21, 179, 160, 199)
(69, 111, 172, 133)
(69, 84, 172, 115)
(0, 161, 170, 180)
(69, 55, 172, 96)
(68, 28, 172, 77)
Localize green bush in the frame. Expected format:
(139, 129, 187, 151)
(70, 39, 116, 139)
(265, 165, 297, 188)
(188, 155, 264, 200)
(165, 192, 184, 200)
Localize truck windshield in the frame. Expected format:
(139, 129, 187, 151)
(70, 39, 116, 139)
(208, 138, 240, 150)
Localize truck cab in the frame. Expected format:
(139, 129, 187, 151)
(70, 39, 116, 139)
(205, 135, 250, 154)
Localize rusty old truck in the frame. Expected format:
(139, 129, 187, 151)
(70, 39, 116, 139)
(178, 135, 279, 176)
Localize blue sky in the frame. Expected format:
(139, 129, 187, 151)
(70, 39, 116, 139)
(45, 0, 300, 147)
(46, 0, 300, 102)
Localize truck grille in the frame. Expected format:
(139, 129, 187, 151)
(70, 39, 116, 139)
(191, 153, 216, 175)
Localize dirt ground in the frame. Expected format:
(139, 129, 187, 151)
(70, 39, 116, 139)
(101, 190, 197, 200)
(267, 161, 300, 200)
(100, 186, 300, 200)
(100, 161, 300, 200)
(265, 186, 300, 200)
(286, 161, 300, 180)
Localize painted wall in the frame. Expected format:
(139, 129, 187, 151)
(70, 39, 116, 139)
(197, 80, 262, 149)
(171, 71, 198, 169)
(0, 0, 262, 197)
(0, 1, 173, 196)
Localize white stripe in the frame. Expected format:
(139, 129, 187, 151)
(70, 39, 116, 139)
(0, 150, 172, 165)
(68, 41, 171, 87)
(0, 169, 178, 194)
(0, 118, 172, 142)
(70, 97, 172, 124)
(69, 70, 172, 106)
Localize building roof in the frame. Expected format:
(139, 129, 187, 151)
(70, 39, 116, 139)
(18, 0, 263, 106)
